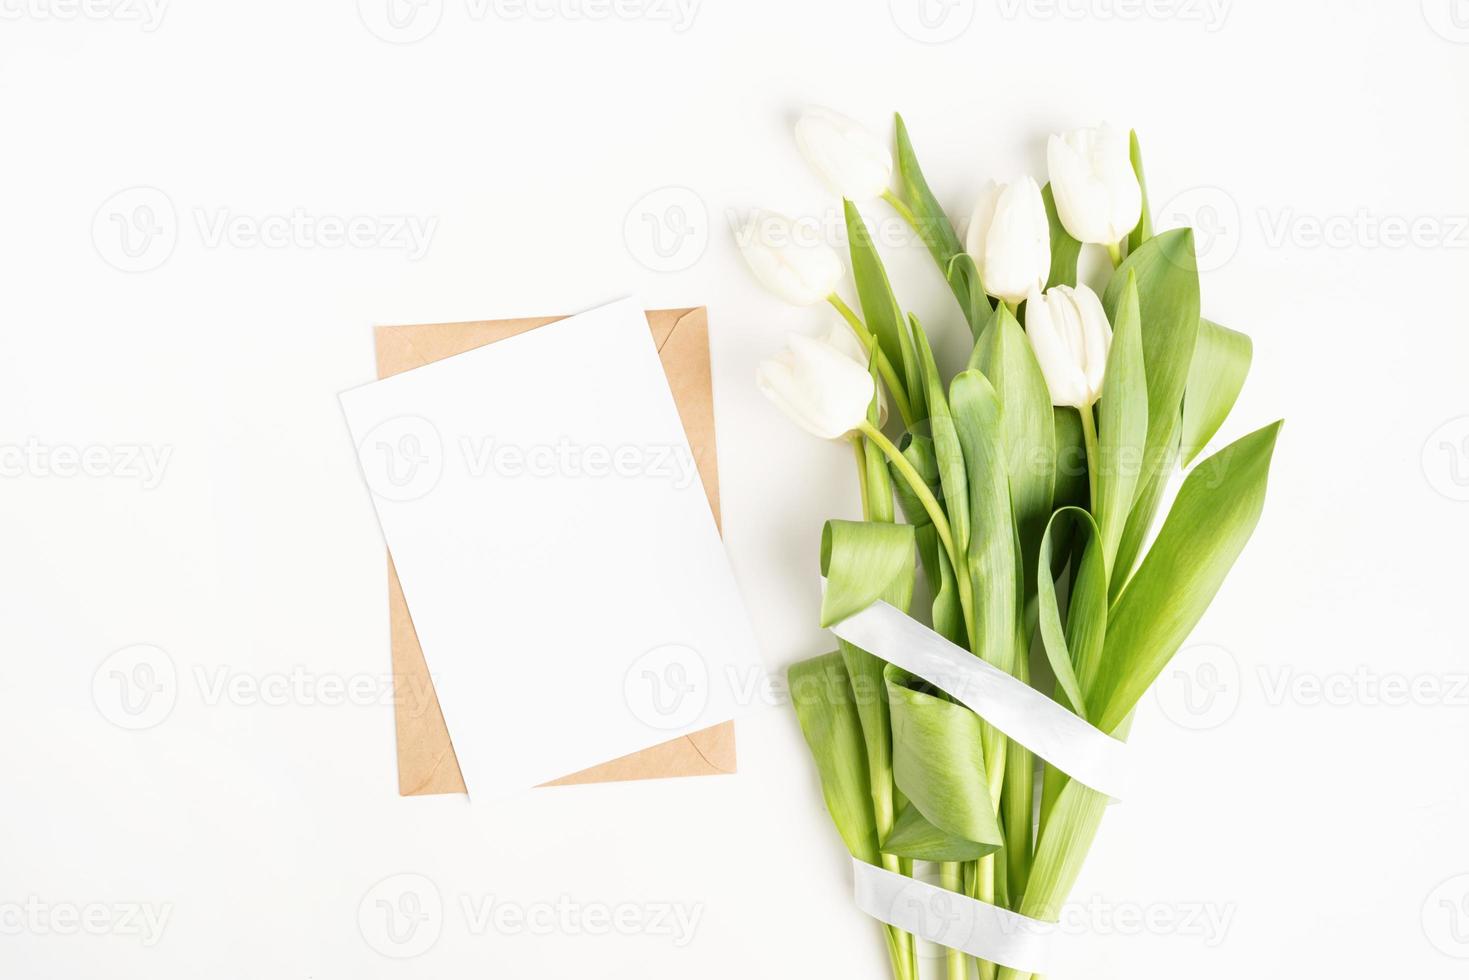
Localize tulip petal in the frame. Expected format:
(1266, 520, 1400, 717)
(1024, 287, 1090, 408)
(738, 210, 843, 306)
(963, 180, 1001, 273)
(758, 332, 877, 440)
(982, 177, 1050, 305)
(1047, 125, 1144, 246)
(1069, 283, 1113, 398)
(796, 106, 893, 201)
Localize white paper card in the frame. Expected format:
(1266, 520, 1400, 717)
(340, 297, 766, 800)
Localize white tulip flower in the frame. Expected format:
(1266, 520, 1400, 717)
(1046, 123, 1143, 248)
(964, 177, 1051, 307)
(737, 210, 844, 306)
(1024, 283, 1113, 409)
(820, 319, 887, 427)
(757, 333, 877, 440)
(795, 106, 893, 201)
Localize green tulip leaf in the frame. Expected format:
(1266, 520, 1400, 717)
(948, 369, 1017, 674)
(1053, 406, 1088, 513)
(1102, 228, 1201, 584)
(892, 434, 937, 528)
(893, 112, 964, 263)
(1036, 507, 1103, 718)
(894, 112, 990, 338)
(1091, 421, 1282, 732)
(969, 302, 1056, 590)
(1046, 406, 1089, 586)
(1095, 269, 1148, 573)
(916, 523, 965, 647)
(862, 438, 897, 524)
(819, 519, 918, 861)
(1127, 129, 1153, 253)
(819, 519, 916, 628)
(948, 369, 1019, 792)
(1017, 778, 1109, 922)
(910, 315, 970, 554)
(789, 652, 880, 866)
(1042, 182, 1083, 290)
(883, 801, 991, 862)
(946, 252, 994, 340)
(845, 200, 924, 423)
(1180, 318, 1252, 466)
(884, 665, 1002, 861)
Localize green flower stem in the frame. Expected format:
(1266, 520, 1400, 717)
(974, 854, 998, 980)
(861, 421, 991, 980)
(851, 436, 871, 519)
(827, 294, 915, 427)
(1078, 403, 1100, 515)
(858, 420, 975, 637)
(849, 433, 916, 980)
(1105, 240, 1124, 268)
(883, 923, 917, 980)
(880, 188, 919, 230)
(940, 862, 967, 980)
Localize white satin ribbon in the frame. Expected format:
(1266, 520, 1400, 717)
(826, 593, 1129, 800)
(852, 858, 1065, 975)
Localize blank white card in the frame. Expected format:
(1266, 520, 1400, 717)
(340, 297, 766, 800)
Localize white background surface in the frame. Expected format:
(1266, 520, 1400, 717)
(2, 2, 1467, 977)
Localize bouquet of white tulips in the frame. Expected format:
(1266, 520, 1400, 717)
(745, 109, 1280, 980)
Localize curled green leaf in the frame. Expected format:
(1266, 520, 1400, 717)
(884, 665, 1001, 862)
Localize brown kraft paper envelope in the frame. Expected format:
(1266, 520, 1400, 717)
(376, 306, 736, 796)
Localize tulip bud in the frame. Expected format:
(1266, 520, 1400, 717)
(795, 106, 893, 201)
(757, 333, 877, 440)
(1046, 123, 1143, 247)
(964, 177, 1051, 306)
(820, 319, 887, 427)
(737, 210, 844, 306)
(1024, 283, 1112, 409)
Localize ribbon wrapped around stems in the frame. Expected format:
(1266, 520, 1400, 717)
(823, 587, 1128, 970)
(824, 588, 1128, 800)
